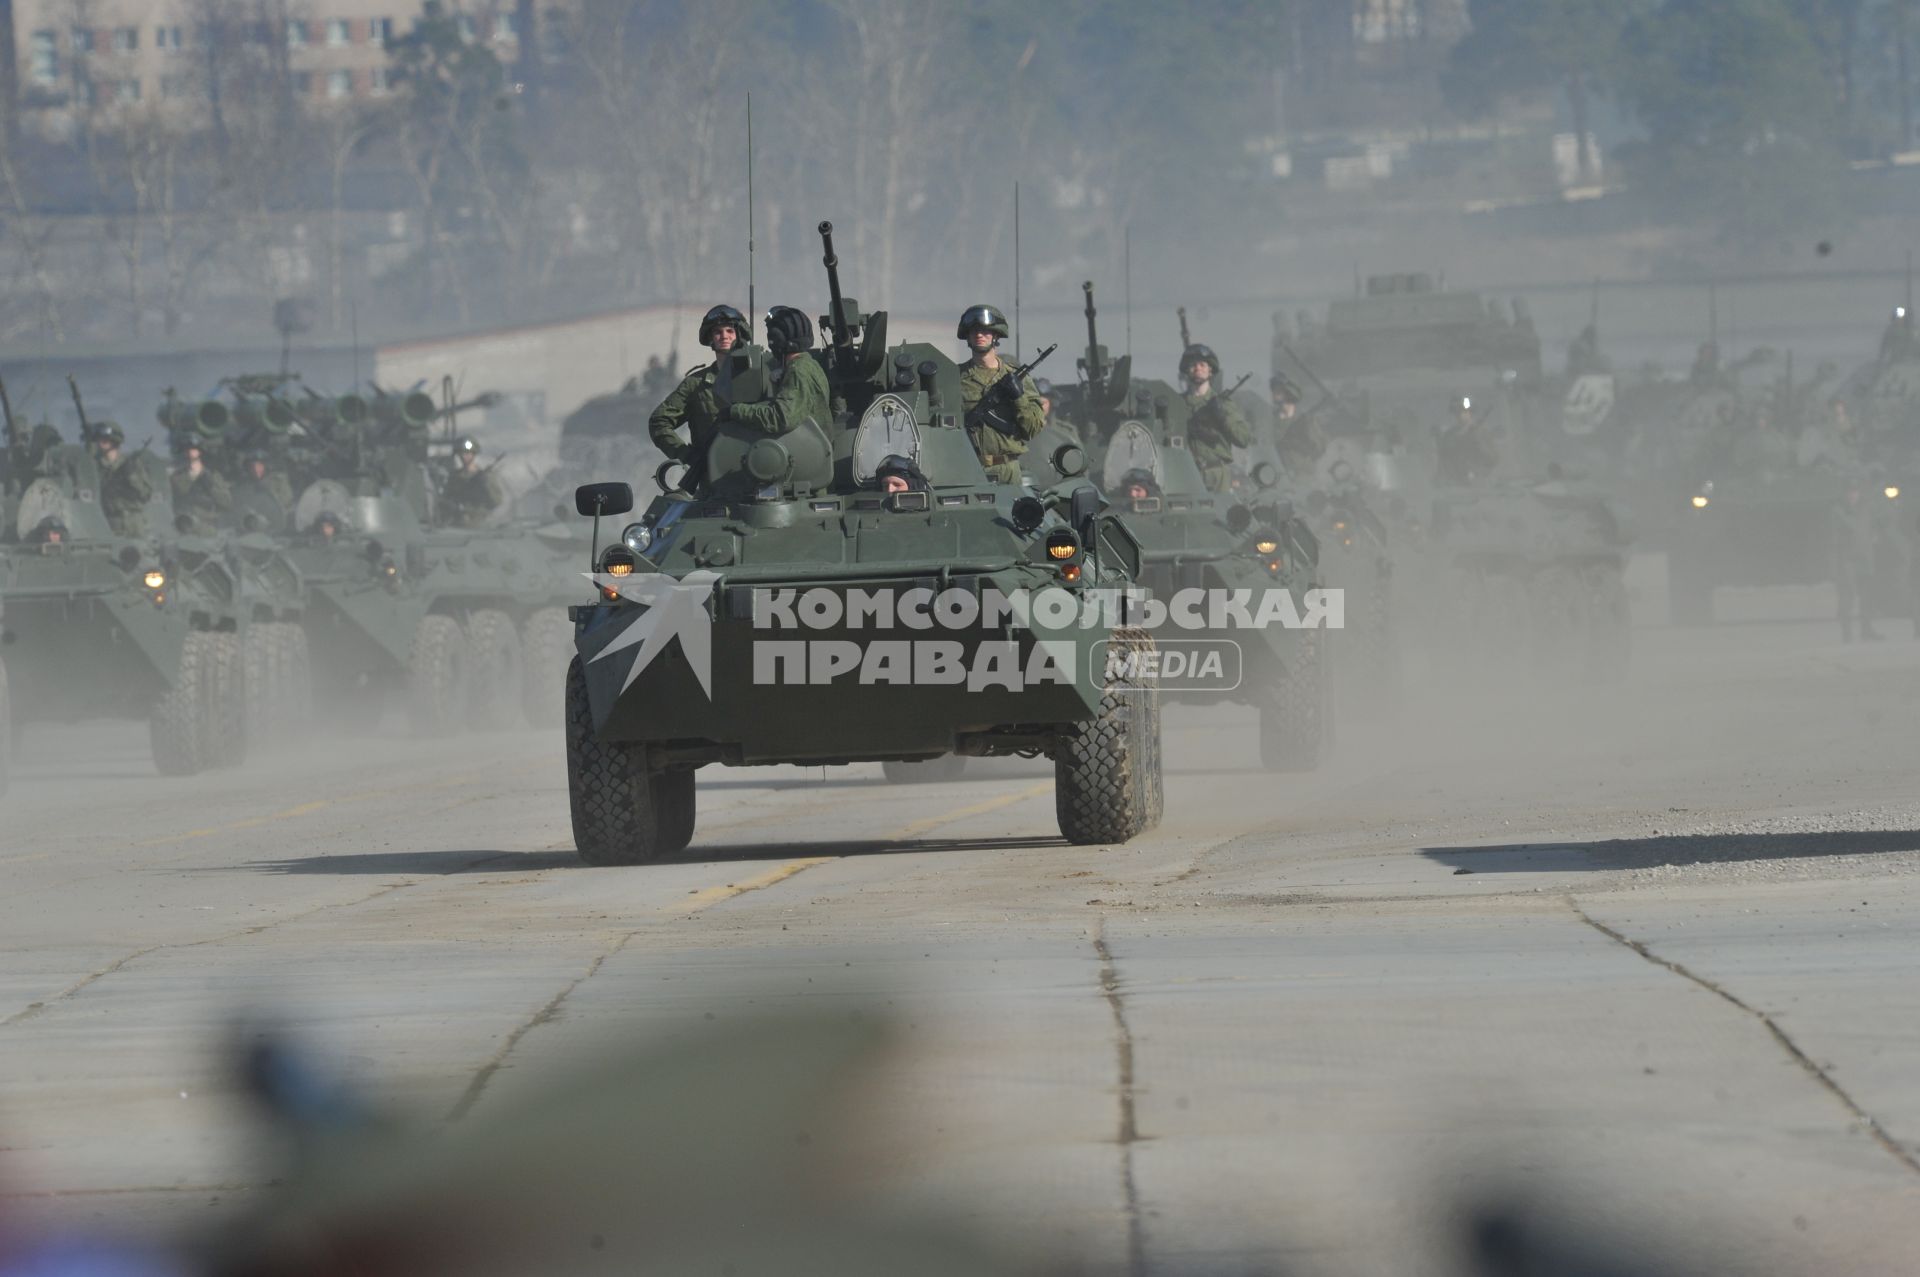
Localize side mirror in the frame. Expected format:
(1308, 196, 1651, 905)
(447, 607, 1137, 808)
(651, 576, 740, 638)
(1068, 485, 1101, 539)
(1093, 514, 1144, 580)
(1051, 443, 1087, 479)
(1225, 504, 1253, 536)
(575, 481, 634, 518)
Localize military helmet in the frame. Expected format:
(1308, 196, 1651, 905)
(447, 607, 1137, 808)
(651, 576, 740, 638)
(957, 305, 1010, 341)
(764, 306, 814, 356)
(1270, 373, 1301, 403)
(30, 515, 67, 542)
(875, 452, 928, 491)
(93, 420, 126, 446)
(314, 509, 344, 532)
(699, 304, 750, 346)
(1180, 344, 1220, 377)
(1119, 467, 1160, 495)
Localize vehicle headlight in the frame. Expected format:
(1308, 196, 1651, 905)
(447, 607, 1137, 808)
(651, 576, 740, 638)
(623, 522, 653, 554)
(599, 547, 637, 577)
(1691, 495, 1710, 509)
(1254, 538, 1279, 555)
(1885, 486, 1900, 500)
(142, 569, 167, 590)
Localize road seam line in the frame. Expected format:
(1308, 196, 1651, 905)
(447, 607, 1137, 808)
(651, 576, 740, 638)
(1568, 898, 1920, 1177)
(1093, 918, 1148, 1277)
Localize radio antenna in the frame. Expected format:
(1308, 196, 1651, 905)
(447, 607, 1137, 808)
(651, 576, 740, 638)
(746, 93, 757, 330)
(1125, 225, 1133, 360)
(1013, 181, 1022, 361)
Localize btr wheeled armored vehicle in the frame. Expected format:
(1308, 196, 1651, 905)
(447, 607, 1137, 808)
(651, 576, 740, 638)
(562, 224, 1160, 864)
(1039, 284, 1332, 770)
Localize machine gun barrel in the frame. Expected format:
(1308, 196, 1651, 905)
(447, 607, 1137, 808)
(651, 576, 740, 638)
(817, 221, 852, 360)
(67, 374, 92, 441)
(0, 374, 19, 461)
(1178, 305, 1192, 351)
(1082, 282, 1106, 403)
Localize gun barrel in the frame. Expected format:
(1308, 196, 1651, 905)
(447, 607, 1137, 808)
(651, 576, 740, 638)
(818, 220, 850, 352)
(1082, 282, 1105, 394)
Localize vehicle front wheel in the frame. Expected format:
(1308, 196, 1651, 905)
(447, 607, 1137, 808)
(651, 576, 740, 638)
(566, 657, 672, 866)
(1056, 628, 1158, 845)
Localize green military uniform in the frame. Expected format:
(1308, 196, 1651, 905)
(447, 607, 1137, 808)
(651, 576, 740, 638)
(729, 355, 831, 438)
(171, 466, 232, 533)
(99, 452, 155, 538)
(958, 358, 1045, 484)
(234, 471, 296, 528)
(440, 465, 506, 528)
(1183, 388, 1253, 492)
(648, 363, 725, 467)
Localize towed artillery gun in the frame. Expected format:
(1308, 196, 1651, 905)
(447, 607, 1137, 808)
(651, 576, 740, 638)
(560, 222, 1160, 865)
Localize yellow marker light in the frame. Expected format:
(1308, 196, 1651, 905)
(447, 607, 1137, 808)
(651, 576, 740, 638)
(1266, 559, 1282, 573)
(1255, 539, 1279, 554)
(607, 561, 635, 577)
(600, 584, 622, 601)
(1332, 520, 1348, 532)
(1047, 542, 1078, 560)
(143, 569, 166, 590)
(1061, 562, 1082, 582)
(1885, 486, 1900, 500)
(1691, 495, 1710, 509)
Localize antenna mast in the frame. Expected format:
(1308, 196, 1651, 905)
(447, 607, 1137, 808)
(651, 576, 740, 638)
(747, 94, 757, 331)
(1125, 225, 1132, 360)
(1013, 181, 1021, 361)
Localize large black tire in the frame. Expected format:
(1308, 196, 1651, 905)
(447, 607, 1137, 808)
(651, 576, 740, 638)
(565, 657, 669, 865)
(465, 609, 524, 732)
(653, 768, 698, 857)
(881, 756, 968, 783)
(244, 625, 273, 745)
(1261, 634, 1329, 773)
(0, 655, 12, 797)
(151, 631, 213, 776)
(1055, 628, 1155, 846)
(1339, 575, 1402, 718)
(408, 615, 469, 737)
(206, 631, 248, 769)
(520, 607, 573, 727)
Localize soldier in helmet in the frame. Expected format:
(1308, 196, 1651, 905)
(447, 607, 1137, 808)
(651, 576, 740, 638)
(1832, 483, 1885, 642)
(171, 436, 232, 534)
(439, 437, 505, 528)
(1179, 343, 1253, 493)
(27, 515, 67, 546)
(875, 453, 929, 495)
(234, 449, 294, 528)
(312, 509, 345, 543)
(1880, 305, 1915, 366)
(1271, 374, 1327, 476)
(955, 304, 1044, 484)
(649, 305, 749, 484)
(727, 306, 830, 439)
(90, 422, 154, 538)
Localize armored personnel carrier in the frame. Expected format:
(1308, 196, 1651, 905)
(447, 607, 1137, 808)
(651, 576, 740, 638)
(1278, 274, 1632, 679)
(266, 386, 587, 734)
(562, 224, 1160, 864)
(1042, 284, 1332, 768)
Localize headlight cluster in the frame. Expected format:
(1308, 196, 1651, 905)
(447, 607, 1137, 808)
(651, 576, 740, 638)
(622, 522, 654, 555)
(142, 566, 167, 607)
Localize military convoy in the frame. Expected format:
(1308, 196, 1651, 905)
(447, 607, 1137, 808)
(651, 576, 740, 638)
(563, 224, 1162, 863)
(1274, 272, 1634, 682)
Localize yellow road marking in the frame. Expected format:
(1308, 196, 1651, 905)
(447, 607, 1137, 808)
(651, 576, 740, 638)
(669, 778, 1056, 914)
(676, 857, 838, 913)
(890, 780, 1055, 840)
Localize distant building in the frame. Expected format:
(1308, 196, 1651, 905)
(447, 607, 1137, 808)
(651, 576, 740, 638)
(6, 0, 571, 137)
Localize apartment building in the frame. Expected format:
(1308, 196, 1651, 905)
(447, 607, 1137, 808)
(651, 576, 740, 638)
(7, 1, 560, 132)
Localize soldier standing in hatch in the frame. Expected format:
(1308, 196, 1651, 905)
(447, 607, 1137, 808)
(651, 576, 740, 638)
(728, 306, 830, 437)
(440, 437, 505, 528)
(956, 304, 1045, 485)
(1180, 344, 1253, 493)
(650, 305, 749, 485)
(171, 437, 232, 533)
(234, 450, 295, 529)
(90, 423, 153, 538)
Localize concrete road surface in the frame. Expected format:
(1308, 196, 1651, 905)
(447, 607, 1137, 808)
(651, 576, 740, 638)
(3, 618, 1919, 1274)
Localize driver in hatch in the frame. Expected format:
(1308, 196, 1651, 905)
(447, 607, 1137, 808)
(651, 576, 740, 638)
(1119, 467, 1161, 508)
(876, 453, 929, 495)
